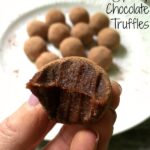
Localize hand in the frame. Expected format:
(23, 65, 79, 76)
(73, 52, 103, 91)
(0, 81, 121, 150)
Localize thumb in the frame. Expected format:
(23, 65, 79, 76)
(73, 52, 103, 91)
(0, 95, 55, 150)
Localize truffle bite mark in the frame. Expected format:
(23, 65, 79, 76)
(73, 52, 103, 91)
(27, 57, 112, 124)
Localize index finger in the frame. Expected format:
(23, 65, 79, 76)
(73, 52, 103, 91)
(0, 95, 55, 150)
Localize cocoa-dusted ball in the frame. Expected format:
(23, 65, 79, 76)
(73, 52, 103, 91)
(98, 28, 120, 50)
(88, 46, 112, 71)
(24, 36, 47, 62)
(48, 23, 70, 47)
(71, 23, 93, 46)
(89, 12, 109, 34)
(27, 20, 48, 40)
(45, 9, 65, 26)
(27, 57, 112, 124)
(60, 37, 86, 57)
(69, 7, 89, 24)
(35, 52, 59, 69)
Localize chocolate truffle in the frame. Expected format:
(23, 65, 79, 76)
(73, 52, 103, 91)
(24, 36, 47, 62)
(98, 28, 120, 50)
(88, 46, 112, 71)
(69, 7, 89, 24)
(27, 20, 48, 40)
(45, 9, 65, 26)
(71, 23, 93, 46)
(27, 57, 112, 124)
(48, 23, 70, 46)
(60, 37, 86, 57)
(89, 12, 109, 34)
(35, 52, 59, 69)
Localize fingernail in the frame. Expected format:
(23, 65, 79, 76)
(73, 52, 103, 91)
(28, 94, 39, 106)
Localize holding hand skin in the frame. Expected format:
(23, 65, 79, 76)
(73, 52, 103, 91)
(0, 81, 121, 150)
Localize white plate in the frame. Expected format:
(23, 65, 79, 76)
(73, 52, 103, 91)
(0, 0, 150, 139)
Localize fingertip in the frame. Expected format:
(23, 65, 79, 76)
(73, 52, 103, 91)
(111, 81, 122, 96)
(110, 81, 122, 109)
(70, 129, 97, 150)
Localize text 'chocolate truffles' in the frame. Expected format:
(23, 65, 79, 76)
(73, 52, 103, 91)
(27, 57, 112, 124)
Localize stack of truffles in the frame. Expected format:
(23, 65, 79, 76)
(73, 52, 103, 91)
(24, 7, 120, 71)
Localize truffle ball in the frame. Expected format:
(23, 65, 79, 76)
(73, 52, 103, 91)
(89, 12, 109, 34)
(35, 52, 59, 69)
(27, 20, 48, 40)
(71, 23, 93, 46)
(48, 23, 70, 47)
(88, 46, 112, 71)
(45, 9, 65, 26)
(24, 36, 47, 62)
(69, 7, 89, 24)
(27, 57, 112, 124)
(60, 37, 86, 57)
(98, 28, 120, 50)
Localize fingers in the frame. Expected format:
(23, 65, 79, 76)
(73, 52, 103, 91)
(44, 124, 84, 150)
(44, 125, 97, 150)
(0, 95, 55, 150)
(70, 130, 97, 150)
(110, 81, 122, 109)
(94, 109, 116, 150)
(44, 81, 122, 150)
(87, 81, 122, 150)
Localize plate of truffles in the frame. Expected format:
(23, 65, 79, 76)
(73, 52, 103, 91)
(0, 0, 150, 139)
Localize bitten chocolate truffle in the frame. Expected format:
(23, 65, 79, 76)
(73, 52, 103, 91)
(35, 52, 59, 69)
(48, 23, 70, 46)
(71, 23, 93, 46)
(98, 28, 120, 50)
(45, 9, 65, 26)
(60, 37, 86, 57)
(27, 20, 48, 40)
(27, 57, 112, 124)
(69, 7, 89, 24)
(24, 36, 47, 62)
(88, 46, 112, 71)
(89, 12, 109, 34)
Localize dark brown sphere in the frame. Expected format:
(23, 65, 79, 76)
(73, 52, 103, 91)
(69, 7, 89, 24)
(48, 23, 70, 47)
(45, 9, 65, 26)
(60, 37, 86, 57)
(27, 57, 112, 124)
(98, 28, 120, 50)
(35, 52, 59, 69)
(88, 46, 112, 71)
(27, 20, 48, 40)
(24, 36, 47, 62)
(89, 12, 109, 34)
(71, 23, 93, 46)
